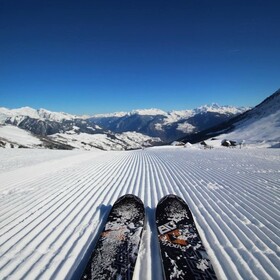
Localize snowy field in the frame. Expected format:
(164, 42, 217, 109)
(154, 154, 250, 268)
(0, 147, 279, 280)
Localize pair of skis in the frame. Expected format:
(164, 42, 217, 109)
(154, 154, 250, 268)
(80, 194, 217, 280)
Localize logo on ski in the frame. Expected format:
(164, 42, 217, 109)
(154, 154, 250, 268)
(158, 220, 177, 234)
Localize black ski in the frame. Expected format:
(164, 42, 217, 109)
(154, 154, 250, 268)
(81, 194, 145, 280)
(156, 194, 217, 280)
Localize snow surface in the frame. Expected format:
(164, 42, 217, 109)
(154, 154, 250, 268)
(0, 125, 42, 147)
(0, 147, 279, 280)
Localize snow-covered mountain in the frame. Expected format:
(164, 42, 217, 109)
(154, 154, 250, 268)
(0, 107, 162, 150)
(181, 89, 280, 148)
(0, 124, 162, 151)
(90, 104, 247, 142)
(0, 107, 80, 123)
(0, 106, 101, 136)
(0, 103, 247, 150)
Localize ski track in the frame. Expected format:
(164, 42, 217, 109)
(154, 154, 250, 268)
(0, 148, 279, 280)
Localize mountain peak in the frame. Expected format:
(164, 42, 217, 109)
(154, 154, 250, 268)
(93, 111, 128, 118)
(13, 107, 39, 117)
(131, 108, 167, 116)
(195, 103, 248, 115)
(37, 108, 77, 122)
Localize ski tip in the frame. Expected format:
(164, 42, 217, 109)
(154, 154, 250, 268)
(115, 194, 144, 205)
(157, 194, 186, 205)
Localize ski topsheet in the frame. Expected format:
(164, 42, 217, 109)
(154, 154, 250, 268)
(156, 194, 217, 280)
(81, 194, 145, 280)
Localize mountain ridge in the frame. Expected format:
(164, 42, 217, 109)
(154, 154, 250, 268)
(0, 103, 248, 121)
(2, 92, 278, 150)
(0, 103, 248, 145)
(89, 104, 248, 142)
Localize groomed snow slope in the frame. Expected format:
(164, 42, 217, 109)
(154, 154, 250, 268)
(0, 147, 279, 280)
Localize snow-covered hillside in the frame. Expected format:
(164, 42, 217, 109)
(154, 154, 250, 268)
(217, 111, 280, 147)
(221, 90, 280, 147)
(210, 90, 280, 147)
(180, 90, 280, 148)
(0, 125, 43, 148)
(0, 124, 161, 151)
(50, 131, 161, 151)
(0, 147, 279, 280)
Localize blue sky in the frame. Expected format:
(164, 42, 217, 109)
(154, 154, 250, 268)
(0, 0, 279, 115)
